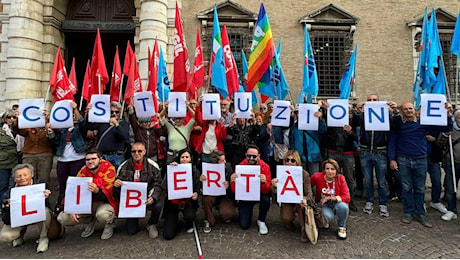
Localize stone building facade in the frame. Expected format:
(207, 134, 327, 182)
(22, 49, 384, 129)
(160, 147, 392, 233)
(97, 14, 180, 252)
(0, 0, 457, 109)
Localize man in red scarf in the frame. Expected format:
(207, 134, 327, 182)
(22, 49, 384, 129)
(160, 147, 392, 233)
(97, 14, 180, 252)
(57, 148, 118, 240)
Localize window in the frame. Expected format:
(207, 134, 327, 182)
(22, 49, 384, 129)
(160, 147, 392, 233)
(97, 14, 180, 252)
(311, 30, 354, 97)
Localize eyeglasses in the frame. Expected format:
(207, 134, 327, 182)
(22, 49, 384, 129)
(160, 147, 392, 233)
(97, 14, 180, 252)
(285, 158, 296, 163)
(131, 150, 143, 154)
(111, 110, 120, 114)
(246, 154, 257, 159)
(86, 157, 98, 162)
(190, 103, 197, 105)
(260, 107, 267, 110)
(6, 116, 16, 119)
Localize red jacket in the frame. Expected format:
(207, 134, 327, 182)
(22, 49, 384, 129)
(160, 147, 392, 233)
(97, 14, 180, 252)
(310, 172, 350, 205)
(195, 122, 227, 154)
(231, 158, 271, 194)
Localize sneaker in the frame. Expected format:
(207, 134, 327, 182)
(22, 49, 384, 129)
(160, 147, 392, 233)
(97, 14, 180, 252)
(414, 215, 433, 228)
(348, 201, 358, 212)
(441, 211, 458, 221)
(146, 224, 158, 239)
(81, 219, 97, 238)
(401, 215, 413, 224)
(257, 220, 268, 235)
(337, 227, 347, 240)
(101, 223, 114, 240)
(12, 237, 24, 247)
(36, 238, 49, 253)
(186, 228, 194, 233)
(379, 205, 390, 217)
(430, 202, 448, 214)
(203, 220, 212, 233)
(363, 202, 373, 214)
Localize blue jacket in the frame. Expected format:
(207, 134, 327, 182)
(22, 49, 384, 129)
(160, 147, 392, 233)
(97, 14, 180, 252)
(52, 118, 88, 157)
(290, 119, 326, 163)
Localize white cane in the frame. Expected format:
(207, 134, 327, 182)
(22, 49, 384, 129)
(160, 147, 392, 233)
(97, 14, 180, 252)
(192, 222, 203, 259)
(449, 134, 457, 192)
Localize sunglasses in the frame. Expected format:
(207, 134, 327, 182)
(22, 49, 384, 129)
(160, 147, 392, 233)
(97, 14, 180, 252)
(246, 154, 257, 159)
(6, 116, 16, 119)
(285, 158, 296, 163)
(131, 150, 143, 154)
(111, 110, 120, 114)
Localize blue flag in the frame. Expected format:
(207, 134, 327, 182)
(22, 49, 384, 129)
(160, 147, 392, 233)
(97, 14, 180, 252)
(426, 8, 443, 88)
(451, 12, 460, 56)
(338, 45, 357, 99)
(211, 5, 228, 98)
(298, 25, 319, 104)
(432, 60, 447, 95)
(157, 46, 170, 103)
(413, 8, 429, 109)
(258, 39, 289, 100)
(240, 51, 257, 106)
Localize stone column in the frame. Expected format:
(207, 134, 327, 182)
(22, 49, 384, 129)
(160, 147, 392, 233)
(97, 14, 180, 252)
(138, 0, 168, 87)
(4, 0, 46, 103)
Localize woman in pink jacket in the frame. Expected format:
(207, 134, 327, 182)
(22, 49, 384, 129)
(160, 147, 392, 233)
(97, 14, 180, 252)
(310, 158, 350, 240)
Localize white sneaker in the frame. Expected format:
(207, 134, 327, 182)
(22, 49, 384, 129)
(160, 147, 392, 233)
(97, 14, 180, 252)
(81, 219, 97, 238)
(186, 227, 194, 233)
(257, 220, 268, 235)
(430, 202, 448, 214)
(36, 238, 49, 253)
(363, 202, 373, 214)
(146, 224, 158, 239)
(12, 237, 24, 247)
(441, 211, 458, 221)
(101, 223, 114, 240)
(379, 205, 390, 218)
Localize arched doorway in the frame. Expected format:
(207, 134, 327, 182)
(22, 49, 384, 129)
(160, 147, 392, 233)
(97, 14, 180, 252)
(61, 0, 136, 104)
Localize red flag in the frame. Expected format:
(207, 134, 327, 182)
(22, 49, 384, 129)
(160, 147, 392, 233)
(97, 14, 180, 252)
(110, 46, 122, 102)
(90, 28, 109, 95)
(49, 47, 74, 102)
(123, 41, 133, 76)
(125, 51, 142, 105)
(82, 60, 92, 102)
(148, 40, 160, 110)
(173, 2, 190, 92)
(221, 25, 240, 97)
(69, 58, 78, 94)
(189, 26, 204, 100)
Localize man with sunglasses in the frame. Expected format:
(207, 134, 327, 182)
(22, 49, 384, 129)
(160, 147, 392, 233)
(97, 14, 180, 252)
(113, 142, 163, 238)
(87, 102, 129, 169)
(230, 145, 271, 234)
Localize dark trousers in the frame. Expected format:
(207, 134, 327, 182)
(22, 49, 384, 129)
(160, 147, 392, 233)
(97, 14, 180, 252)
(125, 200, 163, 235)
(162, 200, 197, 240)
(56, 159, 86, 196)
(238, 193, 271, 230)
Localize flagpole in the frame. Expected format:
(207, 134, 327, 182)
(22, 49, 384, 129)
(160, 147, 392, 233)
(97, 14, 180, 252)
(441, 55, 452, 102)
(79, 95, 84, 111)
(44, 84, 51, 110)
(119, 74, 124, 102)
(456, 58, 459, 107)
(98, 74, 102, 94)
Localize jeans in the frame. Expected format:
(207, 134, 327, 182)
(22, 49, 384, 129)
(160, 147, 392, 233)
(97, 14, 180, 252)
(238, 193, 271, 230)
(125, 200, 163, 235)
(329, 152, 355, 195)
(319, 201, 349, 228)
(397, 156, 427, 216)
(442, 160, 460, 213)
(0, 169, 12, 200)
(427, 160, 442, 203)
(102, 154, 124, 170)
(360, 151, 388, 205)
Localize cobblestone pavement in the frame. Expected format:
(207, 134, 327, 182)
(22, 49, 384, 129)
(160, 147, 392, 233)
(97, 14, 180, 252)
(2, 174, 460, 258)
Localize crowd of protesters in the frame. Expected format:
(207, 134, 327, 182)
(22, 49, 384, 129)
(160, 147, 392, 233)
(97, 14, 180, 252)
(0, 94, 456, 253)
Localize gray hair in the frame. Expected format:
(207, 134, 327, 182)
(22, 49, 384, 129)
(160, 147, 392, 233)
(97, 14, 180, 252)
(110, 102, 122, 111)
(2, 109, 16, 121)
(12, 163, 34, 176)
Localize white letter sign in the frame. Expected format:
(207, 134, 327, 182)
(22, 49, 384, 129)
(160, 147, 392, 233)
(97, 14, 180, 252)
(421, 94, 447, 126)
(271, 100, 291, 127)
(50, 100, 74, 129)
(276, 166, 303, 203)
(167, 163, 193, 200)
(118, 181, 147, 218)
(298, 103, 319, 130)
(64, 177, 93, 214)
(235, 165, 260, 201)
(18, 99, 45, 129)
(88, 94, 110, 123)
(202, 163, 226, 196)
(327, 99, 349, 127)
(364, 101, 390, 131)
(134, 91, 156, 118)
(10, 183, 46, 228)
(234, 92, 252, 119)
(168, 92, 187, 118)
(202, 94, 221, 120)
